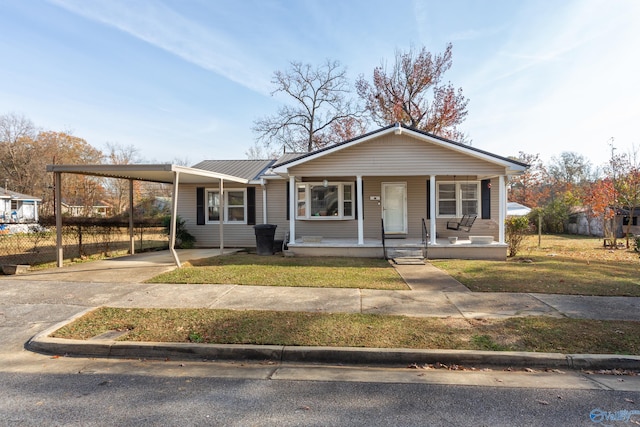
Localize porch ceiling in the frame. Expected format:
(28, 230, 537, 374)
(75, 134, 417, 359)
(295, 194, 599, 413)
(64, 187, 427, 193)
(45, 164, 249, 184)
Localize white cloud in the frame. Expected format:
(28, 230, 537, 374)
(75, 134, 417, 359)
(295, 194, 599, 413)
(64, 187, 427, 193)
(48, 0, 272, 94)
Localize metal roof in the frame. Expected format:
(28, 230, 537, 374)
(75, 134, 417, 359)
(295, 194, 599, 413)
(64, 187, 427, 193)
(191, 160, 275, 181)
(45, 164, 249, 184)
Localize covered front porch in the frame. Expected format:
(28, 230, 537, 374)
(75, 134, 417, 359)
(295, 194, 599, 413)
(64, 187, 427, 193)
(285, 236, 507, 260)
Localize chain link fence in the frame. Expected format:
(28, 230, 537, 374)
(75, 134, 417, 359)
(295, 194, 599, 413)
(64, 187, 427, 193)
(0, 217, 168, 267)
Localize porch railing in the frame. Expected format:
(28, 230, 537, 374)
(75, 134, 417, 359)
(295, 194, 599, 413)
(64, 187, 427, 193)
(421, 217, 429, 259)
(381, 218, 387, 260)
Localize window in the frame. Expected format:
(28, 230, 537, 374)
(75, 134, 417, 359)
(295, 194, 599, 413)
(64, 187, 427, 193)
(296, 182, 354, 219)
(206, 189, 246, 223)
(437, 182, 480, 217)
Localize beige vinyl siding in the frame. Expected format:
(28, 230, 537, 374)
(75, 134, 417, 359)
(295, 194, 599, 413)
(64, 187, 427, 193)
(177, 183, 265, 247)
(264, 180, 290, 241)
(288, 134, 507, 177)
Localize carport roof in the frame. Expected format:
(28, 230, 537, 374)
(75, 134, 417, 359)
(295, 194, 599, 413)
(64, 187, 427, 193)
(46, 164, 249, 184)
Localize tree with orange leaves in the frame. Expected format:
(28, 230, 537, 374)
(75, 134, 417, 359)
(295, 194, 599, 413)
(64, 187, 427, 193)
(356, 44, 469, 141)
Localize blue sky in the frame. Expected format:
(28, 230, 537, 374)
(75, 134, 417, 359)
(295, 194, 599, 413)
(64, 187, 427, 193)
(1, 0, 638, 168)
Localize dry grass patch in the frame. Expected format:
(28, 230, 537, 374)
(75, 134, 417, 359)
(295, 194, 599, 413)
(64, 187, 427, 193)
(431, 235, 640, 296)
(53, 307, 640, 355)
(147, 253, 408, 290)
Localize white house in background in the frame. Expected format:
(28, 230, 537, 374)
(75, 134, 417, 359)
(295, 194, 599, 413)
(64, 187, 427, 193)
(507, 202, 532, 217)
(0, 187, 41, 223)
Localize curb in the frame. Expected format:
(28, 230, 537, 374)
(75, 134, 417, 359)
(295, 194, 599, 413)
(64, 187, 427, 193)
(26, 310, 640, 370)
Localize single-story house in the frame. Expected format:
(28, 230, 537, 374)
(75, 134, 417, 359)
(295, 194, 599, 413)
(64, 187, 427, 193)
(507, 202, 532, 217)
(47, 124, 528, 266)
(61, 199, 112, 217)
(0, 187, 41, 223)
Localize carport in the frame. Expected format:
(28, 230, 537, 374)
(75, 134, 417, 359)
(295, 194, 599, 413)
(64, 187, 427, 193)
(46, 164, 248, 268)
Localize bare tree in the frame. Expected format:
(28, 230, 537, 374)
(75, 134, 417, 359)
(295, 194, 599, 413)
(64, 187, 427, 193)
(103, 143, 142, 215)
(0, 113, 39, 194)
(253, 59, 362, 153)
(356, 44, 469, 141)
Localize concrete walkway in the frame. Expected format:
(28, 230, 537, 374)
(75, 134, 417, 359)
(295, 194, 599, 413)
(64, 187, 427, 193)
(2, 249, 639, 368)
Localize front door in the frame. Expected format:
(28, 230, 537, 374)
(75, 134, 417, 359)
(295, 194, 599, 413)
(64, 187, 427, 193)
(382, 182, 407, 234)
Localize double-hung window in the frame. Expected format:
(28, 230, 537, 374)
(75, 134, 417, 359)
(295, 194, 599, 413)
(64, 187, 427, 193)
(206, 188, 246, 223)
(437, 182, 479, 217)
(296, 182, 354, 219)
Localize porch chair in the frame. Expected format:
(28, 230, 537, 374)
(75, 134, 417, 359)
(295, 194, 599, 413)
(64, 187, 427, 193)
(446, 214, 477, 232)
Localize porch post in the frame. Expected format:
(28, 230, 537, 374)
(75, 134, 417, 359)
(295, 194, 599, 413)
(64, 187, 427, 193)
(499, 175, 506, 244)
(169, 171, 181, 267)
(128, 179, 135, 255)
(219, 178, 224, 254)
(54, 172, 63, 267)
(357, 175, 364, 245)
(429, 175, 437, 245)
(289, 175, 295, 246)
(34, 200, 38, 222)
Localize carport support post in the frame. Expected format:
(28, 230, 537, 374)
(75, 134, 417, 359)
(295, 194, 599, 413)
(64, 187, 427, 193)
(54, 172, 63, 267)
(128, 179, 134, 255)
(169, 171, 181, 267)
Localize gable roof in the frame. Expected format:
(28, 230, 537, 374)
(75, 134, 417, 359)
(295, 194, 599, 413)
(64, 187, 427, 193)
(192, 160, 275, 181)
(0, 187, 41, 201)
(273, 123, 529, 175)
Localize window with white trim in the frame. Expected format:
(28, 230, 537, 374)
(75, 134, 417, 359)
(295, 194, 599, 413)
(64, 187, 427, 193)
(437, 182, 480, 217)
(206, 188, 246, 223)
(296, 182, 354, 219)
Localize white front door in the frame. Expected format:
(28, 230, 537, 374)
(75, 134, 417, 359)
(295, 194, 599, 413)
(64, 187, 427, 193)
(382, 182, 407, 234)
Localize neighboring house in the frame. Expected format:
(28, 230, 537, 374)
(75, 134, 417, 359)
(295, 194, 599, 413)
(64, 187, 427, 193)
(180, 124, 528, 260)
(507, 202, 531, 217)
(61, 199, 112, 217)
(0, 186, 41, 223)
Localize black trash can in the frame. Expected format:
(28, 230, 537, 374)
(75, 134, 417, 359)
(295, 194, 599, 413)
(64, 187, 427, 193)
(254, 224, 277, 255)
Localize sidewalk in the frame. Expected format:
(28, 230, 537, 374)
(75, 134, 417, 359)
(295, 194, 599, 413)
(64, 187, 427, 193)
(4, 249, 639, 368)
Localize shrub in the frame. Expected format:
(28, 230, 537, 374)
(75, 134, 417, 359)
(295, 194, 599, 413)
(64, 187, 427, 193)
(162, 215, 196, 249)
(506, 216, 531, 257)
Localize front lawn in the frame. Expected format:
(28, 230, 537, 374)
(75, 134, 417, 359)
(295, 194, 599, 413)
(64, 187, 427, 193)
(431, 235, 640, 296)
(53, 307, 640, 355)
(147, 253, 409, 290)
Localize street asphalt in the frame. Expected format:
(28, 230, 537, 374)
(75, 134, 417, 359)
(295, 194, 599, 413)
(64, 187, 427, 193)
(2, 249, 639, 369)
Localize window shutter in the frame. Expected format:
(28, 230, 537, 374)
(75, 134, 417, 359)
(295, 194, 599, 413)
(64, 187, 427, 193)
(426, 180, 431, 219)
(247, 187, 256, 225)
(481, 179, 491, 219)
(196, 187, 205, 225)
(354, 181, 359, 218)
(286, 183, 290, 220)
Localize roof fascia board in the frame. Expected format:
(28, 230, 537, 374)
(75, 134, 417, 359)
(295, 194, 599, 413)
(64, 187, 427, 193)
(46, 164, 249, 184)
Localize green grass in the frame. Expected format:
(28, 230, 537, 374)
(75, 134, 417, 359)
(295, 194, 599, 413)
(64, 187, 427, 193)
(53, 307, 640, 355)
(146, 253, 409, 290)
(431, 235, 640, 296)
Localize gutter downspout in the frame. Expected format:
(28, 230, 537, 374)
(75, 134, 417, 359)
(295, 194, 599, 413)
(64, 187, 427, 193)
(261, 178, 267, 224)
(289, 175, 295, 246)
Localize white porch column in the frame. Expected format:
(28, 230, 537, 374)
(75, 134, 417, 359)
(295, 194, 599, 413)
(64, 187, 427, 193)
(357, 175, 364, 245)
(34, 200, 39, 222)
(54, 172, 63, 267)
(219, 178, 224, 254)
(169, 171, 181, 267)
(128, 179, 135, 255)
(499, 175, 506, 244)
(289, 175, 296, 246)
(429, 175, 437, 245)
